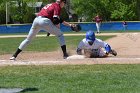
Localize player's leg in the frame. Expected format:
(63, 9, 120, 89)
(10, 18, 40, 60)
(123, 25, 125, 31)
(41, 18, 68, 59)
(98, 23, 101, 33)
(96, 23, 100, 33)
(124, 25, 127, 31)
(47, 32, 50, 36)
(46, 24, 60, 37)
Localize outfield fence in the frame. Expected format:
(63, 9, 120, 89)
(0, 21, 140, 34)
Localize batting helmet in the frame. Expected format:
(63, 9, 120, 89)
(86, 30, 95, 42)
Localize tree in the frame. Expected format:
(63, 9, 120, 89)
(0, 0, 11, 24)
(0, 0, 140, 24)
(71, 0, 139, 21)
(110, 1, 136, 20)
(9, 0, 36, 23)
(135, 0, 140, 20)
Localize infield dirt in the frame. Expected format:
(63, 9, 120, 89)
(0, 32, 140, 65)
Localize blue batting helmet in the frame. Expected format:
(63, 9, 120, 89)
(86, 30, 95, 42)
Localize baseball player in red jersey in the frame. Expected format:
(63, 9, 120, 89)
(10, 0, 73, 60)
(93, 15, 102, 33)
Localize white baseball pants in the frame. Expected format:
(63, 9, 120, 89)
(19, 16, 65, 50)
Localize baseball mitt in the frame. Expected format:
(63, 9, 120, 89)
(71, 24, 81, 32)
(110, 49, 117, 56)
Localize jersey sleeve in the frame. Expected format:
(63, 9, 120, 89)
(97, 39, 108, 48)
(97, 39, 111, 52)
(77, 40, 85, 49)
(53, 5, 61, 18)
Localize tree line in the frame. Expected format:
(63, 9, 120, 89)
(0, 0, 140, 24)
(72, 0, 140, 21)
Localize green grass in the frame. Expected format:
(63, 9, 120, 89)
(0, 65, 140, 93)
(0, 35, 140, 93)
(0, 35, 115, 55)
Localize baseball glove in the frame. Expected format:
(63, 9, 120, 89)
(110, 49, 117, 56)
(71, 24, 81, 32)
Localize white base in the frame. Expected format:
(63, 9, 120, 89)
(67, 55, 85, 59)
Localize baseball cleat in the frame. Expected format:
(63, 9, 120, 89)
(110, 49, 117, 56)
(96, 32, 101, 34)
(10, 56, 16, 60)
(47, 33, 50, 36)
(63, 53, 69, 59)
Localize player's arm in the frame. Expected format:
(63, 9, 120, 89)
(62, 21, 81, 32)
(77, 48, 82, 55)
(53, 5, 62, 25)
(76, 41, 84, 55)
(98, 43, 111, 57)
(99, 39, 111, 53)
(62, 21, 72, 27)
(104, 44, 111, 54)
(98, 39, 117, 56)
(53, 15, 71, 27)
(97, 39, 111, 53)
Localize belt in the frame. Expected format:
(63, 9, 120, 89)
(38, 16, 48, 18)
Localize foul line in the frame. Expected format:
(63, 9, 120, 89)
(0, 57, 140, 66)
(0, 33, 121, 38)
